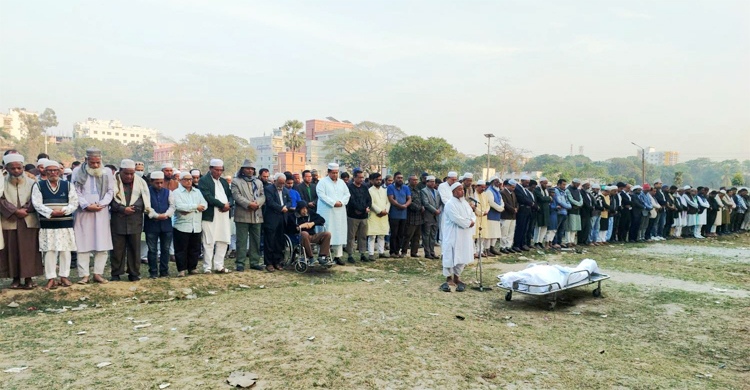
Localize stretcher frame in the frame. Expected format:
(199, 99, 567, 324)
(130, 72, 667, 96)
(496, 269, 610, 310)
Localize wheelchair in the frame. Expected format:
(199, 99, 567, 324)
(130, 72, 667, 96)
(280, 233, 332, 273)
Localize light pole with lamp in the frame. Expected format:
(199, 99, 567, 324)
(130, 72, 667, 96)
(631, 142, 646, 185)
(484, 133, 495, 181)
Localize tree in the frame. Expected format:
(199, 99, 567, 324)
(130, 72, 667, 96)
(173, 133, 255, 174)
(324, 129, 385, 172)
(17, 108, 58, 157)
(492, 137, 530, 176)
(388, 136, 458, 178)
(731, 173, 744, 186)
(354, 121, 406, 169)
(282, 120, 305, 153)
(129, 139, 155, 166)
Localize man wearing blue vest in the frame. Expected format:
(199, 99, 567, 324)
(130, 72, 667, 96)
(32, 160, 79, 290)
(144, 171, 175, 278)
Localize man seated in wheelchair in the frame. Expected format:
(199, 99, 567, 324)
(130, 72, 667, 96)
(285, 200, 332, 265)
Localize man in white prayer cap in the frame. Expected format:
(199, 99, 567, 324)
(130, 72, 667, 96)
(162, 162, 179, 191)
(31, 160, 79, 289)
(462, 172, 475, 204)
(197, 158, 234, 273)
(420, 175, 441, 259)
(440, 182, 475, 292)
(36, 158, 50, 181)
(437, 171, 459, 206)
(73, 148, 115, 284)
(135, 161, 145, 177)
(110, 158, 152, 281)
(1, 154, 44, 289)
(316, 162, 351, 264)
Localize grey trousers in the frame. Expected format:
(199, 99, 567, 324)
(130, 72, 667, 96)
(347, 217, 368, 256)
(422, 222, 438, 257)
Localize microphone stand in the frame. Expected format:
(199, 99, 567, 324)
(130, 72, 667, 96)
(471, 195, 492, 292)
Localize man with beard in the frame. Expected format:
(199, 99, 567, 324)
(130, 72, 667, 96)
(144, 171, 175, 278)
(135, 161, 146, 178)
(420, 175, 442, 259)
(565, 179, 584, 246)
(73, 148, 115, 284)
(198, 159, 234, 274)
(440, 182, 475, 292)
(263, 173, 291, 272)
(161, 163, 179, 191)
(32, 160, 79, 289)
(366, 172, 390, 261)
(258, 168, 270, 186)
(110, 159, 152, 281)
(0, 154, 43, 289)
(231, 159, 266, 271)
(316, 163, 351, 264)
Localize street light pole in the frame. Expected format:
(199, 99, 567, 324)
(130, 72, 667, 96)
(484, 133, 495, 181)
(631, 142, 646, 185)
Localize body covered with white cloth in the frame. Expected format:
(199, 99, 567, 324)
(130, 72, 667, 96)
(499, 259, 600, 293)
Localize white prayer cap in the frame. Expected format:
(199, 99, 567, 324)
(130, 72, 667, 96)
(463, 172, 473, 179)
(161, 162, 173, 169)
(450, 182, 462, 191)
(64, 168, 72, 174)
(426, 175, 435, 181)
(36, 158, 49, 167)
(180, 171, 193, 180)
(720, 189, 727, 194)
(508, 179, 518, 186)
(458, 175, 464, 181)
(135, 161, 145, 167)
(539, 177, 548, 182)
(174, 170, 181, 177)
(44, 160, 59, 169)
(572, 178, 581, 184)
(477, 180, 486, 186)
(583, 179, 591, 184)
(520, 175, 530, 180)
(3, 154, 24, 165)
(120, 159, 136, 169)
(150, 171, 165, 179)
(683, 185, 692, 190)
(447, 171, 458, 178)
(327, 162, 339, 170)
(632, 185, 642, 191)
(653, 179, 662, 184)
(190, 169, 200, 176)
(209, 158, 224, 167)
(273, 172, 286, 181)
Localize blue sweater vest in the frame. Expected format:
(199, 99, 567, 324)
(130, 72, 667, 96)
(37, 180, 74, 229)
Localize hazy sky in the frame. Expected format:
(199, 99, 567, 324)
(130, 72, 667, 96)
(1, 0, 749, 161)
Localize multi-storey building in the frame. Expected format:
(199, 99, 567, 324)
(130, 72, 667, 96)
(0, 108, 38, 139)
(73, 118, 158, 144)
(637, 147, 680, 166)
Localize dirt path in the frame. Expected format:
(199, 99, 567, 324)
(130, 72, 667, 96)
(630, 243, 750, 262)
(483, 261, 750, 298)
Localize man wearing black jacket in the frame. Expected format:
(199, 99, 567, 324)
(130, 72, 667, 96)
(629, 185, 645, 242)
(262, 173, 291, 272)
(346, 170, 371, 263)
(653, 180, 667, 239)
(578, 182, 594, 245)
(286, 200, 331, 265)
(513, 175, 536, 251)
(296, 170, 317, 211)
(617, 182, 632, 242)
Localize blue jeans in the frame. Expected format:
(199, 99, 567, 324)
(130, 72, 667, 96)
(553, 214, 567, 245)
(589, 215, 601, 243)
(655, 210, 666, 238)
(606, 217, 614, 241)
(147, 231, 173, 277)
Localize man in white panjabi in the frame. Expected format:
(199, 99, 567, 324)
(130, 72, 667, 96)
(315, 162, 350, 265)
(31, 161, 79, 290)
(197, 158, 234, 273)
(440, 182, 475, 293)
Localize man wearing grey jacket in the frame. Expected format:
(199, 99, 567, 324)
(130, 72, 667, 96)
(420, 175, 442, 259)
(231, 159, 266, 271)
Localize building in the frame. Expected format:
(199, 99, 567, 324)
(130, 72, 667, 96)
(304, 117, 354, 173)
(73, 118, 158, 144)
(153, 143, 176, 170)
(249, 128, 286, 172)
(0, 108, 38, 139)
(637, 147, 680, 166)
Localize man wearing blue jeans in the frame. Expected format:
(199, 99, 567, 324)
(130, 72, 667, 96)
(144, 171, 175, 278)
(552, 179, 571, 247)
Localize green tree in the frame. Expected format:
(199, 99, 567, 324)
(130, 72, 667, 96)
(492, 137, 529, 176)
(731, 173, 744, 186)
(17, 108, 58, 157)
(388, 136, 458, 178)
(673, 171, 683, 187)
(129, 139, 155, 166)
(282, 119, 305, 153)
(173, 133, 255, 174)
(324, 129, 385, 172)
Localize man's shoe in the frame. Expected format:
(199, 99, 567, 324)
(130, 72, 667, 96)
(348, 256, 356, 264)
(360, 254, 368, 262)
(490, 247, 501, 256)
(306, 258, 316, 265)
(511, 247, 522, 253)
(235, 266, 245, 272)
(334, 257, 345, 266)
(250, 264, 264, 271)
(521, 245, 531, 251)
(149, 274, 158, 279)
(110, 275, 121, 282)
(227, 250, 236, 259)
(379, 253, 389, 259)
(456, 282, 466, 292)
(368, 255, 376, 262)
(128, 275, 141, 282)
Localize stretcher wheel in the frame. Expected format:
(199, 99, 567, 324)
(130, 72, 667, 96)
(505, 291, 512, 301)
(294, 261, 308, 273)
(593, 287, 601, 297)
(547, 301, 557, 311)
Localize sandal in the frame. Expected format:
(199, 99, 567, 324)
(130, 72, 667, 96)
(456, 282, 466, 292)
(265, 265, 275, 273)
(22, 283, 35, 290)
(9, 283, 22, 290)
(440, 282, 451, 292)
(60, 278, 73, 287)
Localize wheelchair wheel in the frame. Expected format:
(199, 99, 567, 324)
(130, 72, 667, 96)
(294, 261, 308, 273)
(281, 235, 295, 268)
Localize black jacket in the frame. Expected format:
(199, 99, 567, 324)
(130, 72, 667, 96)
(514, 185, 535, 214)
(263, 183, 291, 230)
(346, 182, 372, 219)
(285, 211, 326, 236)
(296, 182, 317, 209)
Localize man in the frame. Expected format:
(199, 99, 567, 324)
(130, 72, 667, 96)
(576, 181, 594, 245)
(417, 172, 429, 191)
(110, 159, 152, 281)
(588, 186, 602, 245)
(663, 185, 678, 238)
(258, 168, 270, 185)
(297, 170, 317, 212)
(231, 159, 266, 271)
(32, 160, 79, 290)
(731, 187, 747, 232)
(310, 169, 319, 185)
(191, 169, 201, 186)
(0, 154, 43, 289)
(293, 172, 302, 186)
(346, 169, 371, 263)
(616, 182, 632, 242)
(263, 173, 291, 271)
(513, 175, 536, 252)
(73, 148, 115, 284)
(472, 180, 490, 256)
(285, 175, 302, 212)
(316, 163, 350, 265)
(341, 172, 350, 185)
(737, 188, 749, 231)
(135, 161, 146, 177)
(36, 157, 50, 181)
(384, 174, 394, 187)
(198, 158, 234, 274)
(499, 180, 518, 253)
(403, 174, 424, 258)
(462, 173, 475, 204)
(553, 179, 572, 247)
(144, 171, 175, 278)
(486, 176, 504, 254)
(173, 171, 207, 277)
(286, 200, 331, 265)
(387, 172, 411, 258)
(437, 171, 458, 206)
(533, 177, 552, 249)
(565, 179, 584, 246)
(629, 185, 645, 242)
(653, 180, 667, 239)
(366, 172, 390, 261)
(421, 175, 442, 259)
(161, 163, 179, 191)
(440, 182, 475, 292)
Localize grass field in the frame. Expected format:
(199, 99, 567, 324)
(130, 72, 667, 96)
(1, 234, 749, 389)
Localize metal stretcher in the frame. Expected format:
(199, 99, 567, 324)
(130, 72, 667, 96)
(496, 269, 610, 310)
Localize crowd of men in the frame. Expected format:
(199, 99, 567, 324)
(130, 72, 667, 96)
(1, 147, 748, 292)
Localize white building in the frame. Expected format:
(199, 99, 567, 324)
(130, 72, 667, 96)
(249, 128, 286, 171)
(637, 147, 680, 166)
(73, 118, 158, 143)
(0, 108, 38, 139)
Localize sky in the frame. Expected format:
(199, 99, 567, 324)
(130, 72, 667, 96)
(1, 0, 749, 162)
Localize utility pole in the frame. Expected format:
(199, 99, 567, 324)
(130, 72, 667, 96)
(484, 133, 495, 181)
(631, 142, 646, 185)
